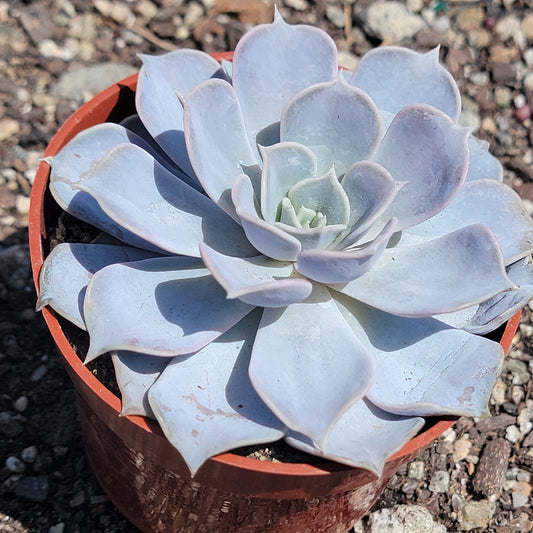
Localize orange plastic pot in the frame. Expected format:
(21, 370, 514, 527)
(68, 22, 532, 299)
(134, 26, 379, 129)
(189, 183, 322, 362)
(29, 53, 521, 532)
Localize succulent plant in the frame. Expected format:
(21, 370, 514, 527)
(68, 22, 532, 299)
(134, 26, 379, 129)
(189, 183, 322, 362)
(38, 12, 533, 477)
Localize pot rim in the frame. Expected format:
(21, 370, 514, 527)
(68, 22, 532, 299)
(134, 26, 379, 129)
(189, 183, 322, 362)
(28, 52, 522, 480)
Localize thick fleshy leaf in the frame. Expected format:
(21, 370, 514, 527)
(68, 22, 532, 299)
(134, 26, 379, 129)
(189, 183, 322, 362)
(232, 174, 302, 261)
(296, 218, 397, 283)
(111, 351, 170, 418)
(200, 244, 312, 307)
(280, 75, 382, 175)
(50, 123, 175, 252)
(286, 399, 424, 476)
(287, 167, 350, 226)
(181, 78, 259, 219)
(83, 256, 253, 361)
(403, 179, 533, 265)
(335, 294, 504, 417)
(232, 11, 337, 143)
(119, 114, 198, 187)
(248, 283, 374, 448)
(466, 136, 503, 182)
(37, 243, 155, 330)
(275, 220, 346, 251)
(373, 104, 470, 231)
(438, 257, 533, 334)
(74, 143, 255, 258)
(148, 310, 286, 475)
(337, 161, 403, 247)
(350, 47, 461, 121)
(331, 225, 514, 317)
(260, 143, 317, 224)
(136, 49, 227, 180)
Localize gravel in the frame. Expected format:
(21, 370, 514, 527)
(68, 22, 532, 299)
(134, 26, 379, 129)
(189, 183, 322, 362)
(1, 0, 532, 531)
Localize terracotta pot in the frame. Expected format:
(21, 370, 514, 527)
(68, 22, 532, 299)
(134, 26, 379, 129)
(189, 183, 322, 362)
(29, 54, 521, 533)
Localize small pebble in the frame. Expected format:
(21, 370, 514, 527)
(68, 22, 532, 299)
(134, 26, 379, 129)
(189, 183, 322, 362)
(429, 470, 450, 493)
(13, 396, 28, 412)
(506, 425, 522, 444)
(515, 104, 531, 123)
(69, 490, 85, 507)
(453, 437, 472, 462)
(49, 523, 66, 533)
(6, 456, 25, 473)
(14, 475, 49, 502)
(30, 364, 48, 382)
(408, 460, 426, 480)
(512, 491, 529, 508)
(21, 445, 38, 462)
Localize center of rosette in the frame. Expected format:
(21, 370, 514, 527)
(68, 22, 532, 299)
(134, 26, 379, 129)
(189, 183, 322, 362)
(276, 167, 350, 231)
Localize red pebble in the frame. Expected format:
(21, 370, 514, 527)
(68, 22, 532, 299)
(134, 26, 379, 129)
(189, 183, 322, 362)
(515, 104, 531, 123)
(484, 15, 497, 30)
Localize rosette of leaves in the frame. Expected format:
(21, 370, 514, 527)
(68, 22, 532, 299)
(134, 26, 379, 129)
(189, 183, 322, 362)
(38, 11, 533, 476)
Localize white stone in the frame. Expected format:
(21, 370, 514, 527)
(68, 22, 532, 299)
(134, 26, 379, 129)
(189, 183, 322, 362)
(362, 1, 427, 42)
(16, 195, 30, 217)
(506, 425, 522, 444)
(524, 72, 533, 92)
(367, 505, 447, 533)
(459, 500, 496, 531)
(518, 406, 533, 436)
(406, 0, 424, 13)
(495, 15, 526, 49)
(0, 118, 20, 141)
(453, 437, 472, 462)
(512, 491, 529, 508)
(184, 2, 204, 28)
(135, 0, 158, 20)
(441, 428, 457, 443)
(429, 470, 450, 493)
(408, 460, 426, 480)
(524, 48, 533, 67)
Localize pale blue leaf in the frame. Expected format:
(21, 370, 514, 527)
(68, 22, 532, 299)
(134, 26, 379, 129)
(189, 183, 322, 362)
(36, 243, 155, 330)
(181, 78, 259, 220)
(466, 136, 503, 182)
(286, 399, 424, 476)
(373, 104, 470, 231)
(111, 351, 170, 418)
(335, 293, 504, 418)
(200, 244, 312, 307)
(287, 167, 350, 226)
(248, 283, 374, 448)
(73, 143, 256, 258)
(403, 179, 533, 265)
(296, 218, 397, 283)
(148, 309, 286, 475)
(83, 256, 254, 361)
(232, 174, 302, 261)
(337, 160, 402, 247)
(438, 256, 533, 334)
(351, 46, 461, 121)
(280, 74, 382, 176)
(233, 12, 338, 143)
(50, 123, 174, 252)
(260, 142, 317, 224)
(136, 49, 227, 180)
(331, 225, 513, 317)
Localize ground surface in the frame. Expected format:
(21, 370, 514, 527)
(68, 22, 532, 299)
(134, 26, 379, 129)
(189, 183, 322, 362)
(0, 0, 532, 531)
